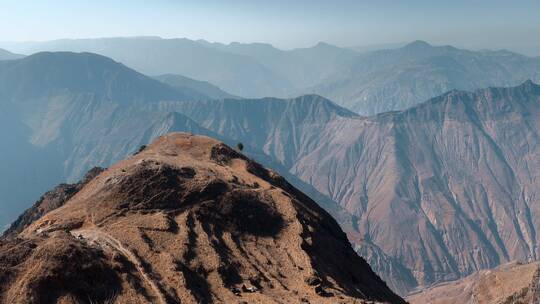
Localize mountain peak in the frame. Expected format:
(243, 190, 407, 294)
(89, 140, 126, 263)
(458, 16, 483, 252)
(403, 40, 433, 49)
(25, 50, 115, 64)
(0, 51, 203, 103)
(515, 79, 540, 95)
(313, 41, 338, 49)
(1, 133, 405, 303)
(520, 79, 538, 88)
(291, 94, 359, 118)
(0, 48, 24, 60)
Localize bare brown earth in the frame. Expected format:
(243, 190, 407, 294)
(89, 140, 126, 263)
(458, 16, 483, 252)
(0, 133, 404, 304)
(407, 261, 540, 304)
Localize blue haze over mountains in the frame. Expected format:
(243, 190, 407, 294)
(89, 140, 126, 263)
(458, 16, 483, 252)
(3, 37, 540, 115)
(0, 38, 539, 296)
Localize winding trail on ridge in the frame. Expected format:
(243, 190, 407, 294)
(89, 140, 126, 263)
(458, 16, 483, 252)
(70, 228, 168, 304)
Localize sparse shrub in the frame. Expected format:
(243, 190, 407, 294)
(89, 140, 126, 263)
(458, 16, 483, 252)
(236, 142, 244, 151)
(133, 145, 147, 155)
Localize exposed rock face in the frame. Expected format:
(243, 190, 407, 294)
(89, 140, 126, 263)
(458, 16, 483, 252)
(303, 82, 538, 294)
(288, 81, 540, 294)
(530, 267, 540, 304)
(407, 261, 540, 304)
(0, 133, 404, 304)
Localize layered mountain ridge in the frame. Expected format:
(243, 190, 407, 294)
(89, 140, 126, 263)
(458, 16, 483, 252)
(0, 51, 538, 296)
(0, 52, 198, 105)
(0, 48, 24, 61)
(310, 41, 540, 114)
(4, 37, 540, 114)
(154, 74, 238, 100)
(0, 52, 221, 226)
(0, 37, 293, 98)
(160, 80, 540, 294)
(0, 52, 352, 245)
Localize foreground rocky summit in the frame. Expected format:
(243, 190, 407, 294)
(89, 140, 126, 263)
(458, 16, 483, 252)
(0, 133, 404, 304)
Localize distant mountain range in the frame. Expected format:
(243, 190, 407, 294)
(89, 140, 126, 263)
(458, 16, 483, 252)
(310, 40, 540, 114)
(2, 37, 539, 115)
(0, 51, 538, 297)
(347, 42, 407, 53)
(154, 74, 238, 100)
(197, 40, 358, 90)
(0, 37, 293, 98)
(0, 48, 24, 60)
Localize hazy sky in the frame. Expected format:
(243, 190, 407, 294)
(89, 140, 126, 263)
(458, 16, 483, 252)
(1, 0, 539, 54)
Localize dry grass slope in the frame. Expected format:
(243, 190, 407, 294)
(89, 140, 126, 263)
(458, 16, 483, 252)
(0, 133, 404, 304)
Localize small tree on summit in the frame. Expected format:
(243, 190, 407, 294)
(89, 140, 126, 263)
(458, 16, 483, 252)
(133, 145, 147, 155)
(236, 142, 244, 151)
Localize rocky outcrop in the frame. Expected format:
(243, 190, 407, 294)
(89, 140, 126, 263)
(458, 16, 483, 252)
(529, 267, 540, 304)
(0, 133, 404, 304)
(407, 261, 540, 304)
